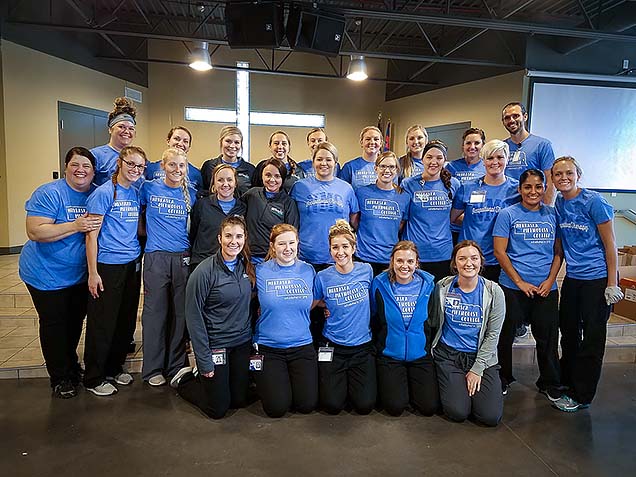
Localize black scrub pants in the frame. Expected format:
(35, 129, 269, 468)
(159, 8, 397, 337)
(26, 282, 87, 387)
(559, 276, 610, 405)
(434, 341, 502, 427)
(253, 343, 318, 417)
(498, 286, 561, 394)
(177, 340, 251, 419)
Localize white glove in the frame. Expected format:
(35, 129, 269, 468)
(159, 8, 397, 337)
(604, 286, 624, 305)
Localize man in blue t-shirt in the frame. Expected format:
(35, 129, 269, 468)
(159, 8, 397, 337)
(501, 102, 556, 204)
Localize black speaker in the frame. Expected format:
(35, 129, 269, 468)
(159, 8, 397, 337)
(287, 6, 345, 56)
(225, 2, 284, 49)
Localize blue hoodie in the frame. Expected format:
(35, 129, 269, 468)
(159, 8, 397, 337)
(371, 269, 435, 362)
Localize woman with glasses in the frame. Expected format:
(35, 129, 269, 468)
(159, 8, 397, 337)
(83, 146, 147, 397)
(402, 141, 460, 282)
(354, 151, 410, 276)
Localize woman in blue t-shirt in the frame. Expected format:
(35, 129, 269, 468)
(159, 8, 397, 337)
(371, 241, 439, 416)
(253, 131, 305, 193)
(91, 97, 137, 186)
(403, 141, 460, 282)
(189, 163, 245, 271)
(339, 126, 383, 190)
(354, 151, 409, 276)
(398, 124, 428, 183)
(140, 147, 197, 387)
(493, 169, 563, 398)
(253, 224, 318, 417)
(430, 241, 505, 426)
(549, 156, 622, 413)
(451, 139, 520, 282)
(83, 146, 146, 397)
(313, 220, 376, 414)
(19, 147, 101, 398)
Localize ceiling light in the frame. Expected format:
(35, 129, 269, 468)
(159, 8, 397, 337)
(347, 55, 368, 81)
(189, 42, 212, 71)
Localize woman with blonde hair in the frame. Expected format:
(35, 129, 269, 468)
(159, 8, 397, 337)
(189, 163, 245, 271)
(140, 147, 197, 387)
(200, 126, 255, 196)
(398, 124, 428, 182)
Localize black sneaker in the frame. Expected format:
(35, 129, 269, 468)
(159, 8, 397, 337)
(515, 324, 529, 339)
(53, 381, 77, 399)
(502, 384, 509, 396)
(539, 388, 562, 402)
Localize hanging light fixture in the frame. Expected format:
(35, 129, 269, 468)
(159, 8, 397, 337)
(189, 41, 212, 71)
(346, 55, 368, 81)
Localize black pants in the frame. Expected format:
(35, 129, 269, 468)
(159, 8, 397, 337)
(26, 282, 87, 387)
(376, 354, 440, 416)
(253, 343, 318, 417)
(83, 260, 141, 388)
(178, 340, 251, 419)
(420, 260, 451, 283)
(434, 342, 502, 427)
(481, 265, 501, 282)
(309, 263, 331, 345)
(498, 287, 561, 393)
(319, 341, 377, 415)
(560, 276, 610, 404)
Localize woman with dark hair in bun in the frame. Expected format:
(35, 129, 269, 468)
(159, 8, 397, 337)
(241, 158, 299, 265)
(19, 147, 100, 398)
(254, 130, 306, 193)
(91, 97, 138, 186)
(402, 141, 460, 282)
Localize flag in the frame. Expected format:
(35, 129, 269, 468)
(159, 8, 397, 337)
(384, 119, 391, 151)
(377, 111, 383, 131)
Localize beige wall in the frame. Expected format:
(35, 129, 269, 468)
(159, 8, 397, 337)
(146, 41, 387, 167)
(384, 71, 525, 154)
(0, 41, 149, 247)
(0, 48, 7, 247)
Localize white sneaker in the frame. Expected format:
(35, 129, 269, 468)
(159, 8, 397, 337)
(148, 375, 166, 387)
(112, 372, 133, 386)
(170, 367, 193, 389)
(87, 381, 118, 397)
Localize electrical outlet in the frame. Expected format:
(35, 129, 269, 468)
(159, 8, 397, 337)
(53, 171, 59, 179)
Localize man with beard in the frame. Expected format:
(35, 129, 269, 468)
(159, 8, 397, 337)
(501, 102, 556, 205)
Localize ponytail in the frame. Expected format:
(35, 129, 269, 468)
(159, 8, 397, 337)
(440, 168, 453, 200)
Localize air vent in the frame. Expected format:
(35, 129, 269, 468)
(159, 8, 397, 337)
(125, 86, 143, 103)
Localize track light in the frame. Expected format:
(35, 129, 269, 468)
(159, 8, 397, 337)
(189, 42, 212, 71)
(347, 55, 368, 81)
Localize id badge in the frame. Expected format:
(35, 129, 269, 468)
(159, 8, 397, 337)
(318, 346, 334, 362)
(211, 348, 227, 366)
(249, 354, 264, 371)
(469, 190, 486, 204)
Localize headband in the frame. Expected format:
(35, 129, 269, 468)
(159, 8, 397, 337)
(109, 113, 136, 128)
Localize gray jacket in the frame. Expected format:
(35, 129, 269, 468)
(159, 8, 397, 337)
(429, 276, 505, 376)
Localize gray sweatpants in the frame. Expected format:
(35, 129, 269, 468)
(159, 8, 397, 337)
(141, 251, 189, 381)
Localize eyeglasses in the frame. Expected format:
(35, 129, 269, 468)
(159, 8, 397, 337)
(377, 165, 397, 171)
(122, 158, 146, 171)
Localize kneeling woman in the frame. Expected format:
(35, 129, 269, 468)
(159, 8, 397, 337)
(176, 216, 256, 419)
(430, 241, 505, 426)
(253, 224, 318, 417)
(313, 221, 376, 414)
(371, 241, 439, 416)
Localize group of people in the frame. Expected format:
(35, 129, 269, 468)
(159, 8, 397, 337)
(18, 97, 622, 425)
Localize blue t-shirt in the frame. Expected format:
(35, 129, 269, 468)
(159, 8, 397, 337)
(140, 179, 196, 253)
(402, 176, 460, 262)
(441, 277, 484, 353)
(145, 161, 203, 192)
(86, 180, 140, 264)
(218, 198, 236, 215)
(19, 180, 95, 291)
(339, 157, 377, 190)
(297, 159, 341, 179)
(452, 177, 520, 265)
(391, 274, 423, 328)
(224, 258, 237, 272)
(446, 158, 487, 233)
(290, 177, 359, 265)
(314, 262, 373, 346)
(493, 203, 558, 291)
(504, 134, 555, 180)
(355, 184, 410, 264)
(397, 157, 424, 183)
(91, 144, 120, 186)
(255, 260, 315, 348)
(555, 188, 614, 280)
